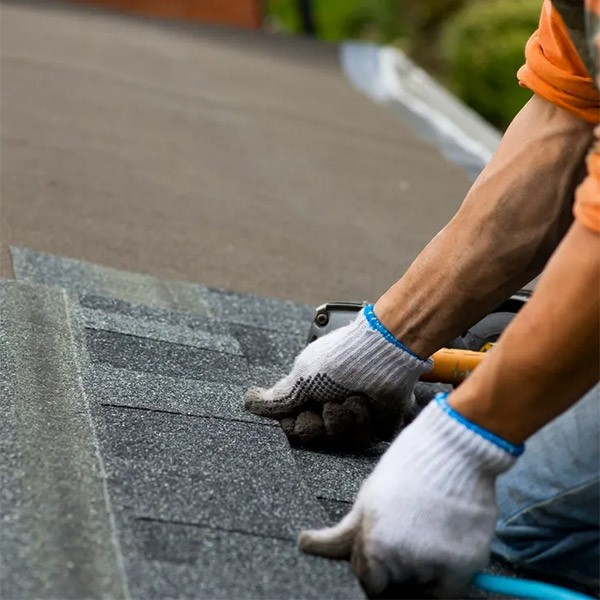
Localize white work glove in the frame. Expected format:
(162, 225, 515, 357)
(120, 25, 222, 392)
(299, 393, 523, 598)
(244, 305, 432, 449)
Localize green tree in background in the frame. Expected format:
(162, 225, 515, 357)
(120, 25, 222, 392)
(266, 0, 405, 43)
(265, 0, 542, 130)
(441, 0, 541, 129)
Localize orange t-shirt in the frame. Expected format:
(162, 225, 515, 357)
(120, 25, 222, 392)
(518, 0, 600, 233)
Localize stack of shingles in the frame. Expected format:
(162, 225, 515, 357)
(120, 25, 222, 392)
(3, 247, 367, 599)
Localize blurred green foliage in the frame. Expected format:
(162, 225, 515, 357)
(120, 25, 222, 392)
(441, 0, 540, 129)
(265, 0, 542, 130)
(266, 0, 405, 43)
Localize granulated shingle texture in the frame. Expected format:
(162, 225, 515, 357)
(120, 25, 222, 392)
(80, 295, 243, 354)
(0, 280, 127, 600)
(292, 448, 382, 504)
(7, 248, 368, 598)
(8, 248, 532, 599)
(11, 247, 213, 314)
(85, 329, 251, 384)
(96, 405, 329, 540)
(123, 520, 360, 600)
(89, 364, 273, 425)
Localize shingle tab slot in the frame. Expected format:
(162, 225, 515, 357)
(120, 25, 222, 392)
(124, 519, 364, 599)
(97, 405, 331, 541)
(87, 363, 275, 425)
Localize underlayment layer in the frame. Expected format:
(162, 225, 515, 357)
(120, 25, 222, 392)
(1, 0, 470, 301)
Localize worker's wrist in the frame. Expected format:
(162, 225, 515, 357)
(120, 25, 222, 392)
(362, 305, 427, 362)
(372, 298, 437, 359)
(436, 393, 525, 457)
(381, 395, 519, 488)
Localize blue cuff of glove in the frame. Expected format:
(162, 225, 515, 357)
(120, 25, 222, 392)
(363, 304, 425, 361)
(435, 392, 525, 457)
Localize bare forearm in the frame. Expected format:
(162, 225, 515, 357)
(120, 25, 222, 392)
(375, 96, 593, 358)
(450, 220, 599, 444)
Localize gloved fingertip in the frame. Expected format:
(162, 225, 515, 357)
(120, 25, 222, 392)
(244, 386, 266, 410)
(297, 529, 317, 550)
(244, 387, 288, 418)
(356, 558, 389, 597)
(322, 402, 353, 438)
(343, 396, 371, 421)
(291, 411, 325, 446)
(298, 528, 350, 559)
(298, 510, 360, 559)
(279, 416, 296, 437)
(322, 399, 373, 451)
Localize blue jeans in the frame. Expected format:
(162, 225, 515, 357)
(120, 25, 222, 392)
(491, 384, 600, 588)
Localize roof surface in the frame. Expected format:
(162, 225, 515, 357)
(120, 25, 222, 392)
(3, 247, 375, 598)
(0, 3, 539, 597)
(2, 248, 566, 599)
(0, 0, 469, 303)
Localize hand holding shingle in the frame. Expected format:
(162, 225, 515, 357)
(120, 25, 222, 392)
(244, 305, 432, 450)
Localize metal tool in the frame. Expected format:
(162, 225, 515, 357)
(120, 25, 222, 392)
(307, 291, 530, 385)
(307, 301, 369, 343)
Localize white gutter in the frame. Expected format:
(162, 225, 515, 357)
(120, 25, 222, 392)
(340, 42, 502, 180)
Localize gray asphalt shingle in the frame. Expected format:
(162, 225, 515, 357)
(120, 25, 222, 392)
(85, 329, 251, 384)
(97, 405, 330, 540)
(0, 280, 127, 600)
(292, 448, 381, 504)
(123, 520, 362, 599)
(80, 295, 243, 354)
(89, 364, 274, 426)
(11, 246, 212, 314)
(6, 248, 555, 599)
(227, 322, 306, 369)
(6, 247, 368, 598)
(205, 288, 315, 335)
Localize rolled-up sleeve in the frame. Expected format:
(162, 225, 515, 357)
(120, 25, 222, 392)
(519, 0, 599, 233)
(517, 0, 599, 124)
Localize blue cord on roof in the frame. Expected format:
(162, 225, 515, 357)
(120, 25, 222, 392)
(473, 573, 595, 600)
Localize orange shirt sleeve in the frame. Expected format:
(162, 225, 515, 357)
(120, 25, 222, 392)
(519, 1, 600, 233)
(517, 0, 599, 125)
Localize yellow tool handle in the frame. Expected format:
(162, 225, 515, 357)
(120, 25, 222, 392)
(419, 348, 486, 384)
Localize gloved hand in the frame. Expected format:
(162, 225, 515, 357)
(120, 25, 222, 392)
(244, 305, 432, 449)
(298, 393, 523, 598)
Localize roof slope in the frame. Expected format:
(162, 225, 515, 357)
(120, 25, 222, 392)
(3, 247, 371, 599)
(0, 280, 128, 599)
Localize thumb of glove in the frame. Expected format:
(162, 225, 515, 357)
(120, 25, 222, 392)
(244, 372, 307, 418)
